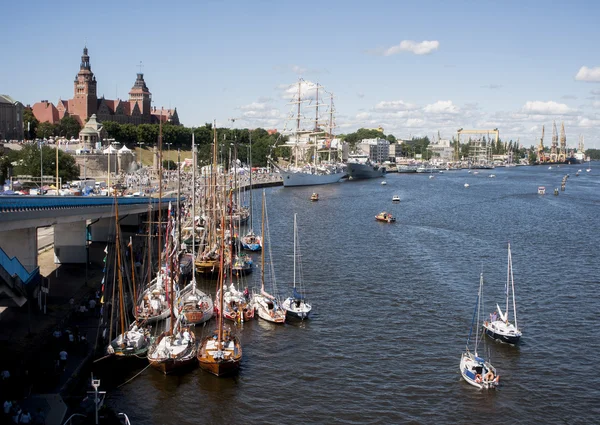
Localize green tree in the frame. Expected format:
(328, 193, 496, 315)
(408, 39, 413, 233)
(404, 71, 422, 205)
(36, 122, 56, 139)
(102, 121, 122, 141)
(23, 109, 39, 140)
(57, 114, 81, 139)
(12, 144, 80, 183)
(162, 159, 176, 170)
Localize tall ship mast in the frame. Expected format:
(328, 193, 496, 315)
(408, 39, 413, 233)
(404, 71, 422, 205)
(269, 78, 346, 187)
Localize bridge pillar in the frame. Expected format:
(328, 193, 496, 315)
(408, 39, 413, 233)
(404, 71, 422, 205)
(54, 222, 87, 264)
(0, 228, 38, 271)
(89, 218, 114, 242)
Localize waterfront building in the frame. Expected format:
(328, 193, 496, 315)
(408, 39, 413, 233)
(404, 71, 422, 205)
(78, 114, 106, 149)
(357, 138, 390, 164)
(32, 47, 180, 127)
(428, 138, 454, 163)
(0, 95, 24, 141)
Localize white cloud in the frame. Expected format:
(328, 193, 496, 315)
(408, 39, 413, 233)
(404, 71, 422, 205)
(579, 117, 600, 127)
(591, 89, 600, 96)
(356, 112, 372, 120)
(374, 100, 417, 112)
(522, 100, 575, 115)
(239, 102, 270, 111)
(575, 66, 600, 82)
(290, 65, 307, 75)
(593, 101, 600, 108)
(406, 118, 425, 127)
(424, 100, 460, 114)
(379, 40, 440, 56)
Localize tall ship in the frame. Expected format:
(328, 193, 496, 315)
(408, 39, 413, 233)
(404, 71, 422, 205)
(346, 153, 386, 180)
(270, 79, 346, 187)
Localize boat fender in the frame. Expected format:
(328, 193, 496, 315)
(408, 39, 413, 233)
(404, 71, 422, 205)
(475, 374, 482, 383)
(484, 371, 494, 382)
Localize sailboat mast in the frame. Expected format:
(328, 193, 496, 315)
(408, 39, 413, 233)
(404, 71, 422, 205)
(146, 202, 151, 286)
(249, 132, 253, 231)
(509, 244, 518, 329)
(293, 213, 297, 289)
(130, 236, 137, 324)
(218, 208, 226, 345)
(505, 243, 510, 318)
(168, 204, 174, 336)
(314, 84, 319, 166)
(177, 149, 181, 251)
(157, 109, 163, 273)
(328, 93, 334, 162)
(295, 80, 301, 168)
(261, 190, 265, 292)
(192, 133, 196, 283)
(475, 273, 483, 355)
(115, 196, 125, 338)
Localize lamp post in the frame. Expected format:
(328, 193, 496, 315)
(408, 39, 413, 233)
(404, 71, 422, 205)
(39, 140, 43, 194)
(165, 143, 172, 169)
(55, 139, 59, 191)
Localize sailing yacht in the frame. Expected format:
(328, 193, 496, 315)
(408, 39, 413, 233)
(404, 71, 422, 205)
(198, 216, 243, 376)
(252, 190, 286, 323)
(147, 203, 198, 374)
(282, 214, 312, 320)
(270, 79, 346, 187)
(483, 243, 522, 344)
(107, 202, 151, 358)
(460, 273, 500, 389)
(177, 137, 214, 325)
(241, 134, 263, 251)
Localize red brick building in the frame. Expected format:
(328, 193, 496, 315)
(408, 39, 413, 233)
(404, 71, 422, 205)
(32, 47, 180, 126)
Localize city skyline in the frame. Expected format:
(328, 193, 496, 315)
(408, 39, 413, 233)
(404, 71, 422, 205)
(2, 0, 599, 148)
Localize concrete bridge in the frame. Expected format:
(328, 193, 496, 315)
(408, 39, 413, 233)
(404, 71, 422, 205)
(0, 196, 177, 307)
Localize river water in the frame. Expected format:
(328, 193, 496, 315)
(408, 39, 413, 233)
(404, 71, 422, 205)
(101, 164, 600, 424)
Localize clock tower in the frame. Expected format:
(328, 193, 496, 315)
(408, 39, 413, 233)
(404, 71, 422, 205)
(72, 46, 98, 124)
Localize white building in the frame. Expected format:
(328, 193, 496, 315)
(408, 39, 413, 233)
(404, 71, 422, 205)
(356, 138, 389, 164)
(428, 138, 454, 163)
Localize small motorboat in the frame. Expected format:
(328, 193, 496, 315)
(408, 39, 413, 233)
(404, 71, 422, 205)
(392, 195, 400, 202)
(429, 175, 435, 179)
(310, 193, 319, 201)
(464, 183, 470, 188)
(489, 174, 496, 178)
(375, 212, 396, 223)
(381, 181, 387, 185)
(538, 186, 546, 195)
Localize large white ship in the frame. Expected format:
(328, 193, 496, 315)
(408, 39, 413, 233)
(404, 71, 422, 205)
(271, 79, 346, 187)
(279, 165, 346, 187)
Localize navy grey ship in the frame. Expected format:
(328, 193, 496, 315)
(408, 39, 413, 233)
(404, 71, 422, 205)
(346, 154, 386, 180)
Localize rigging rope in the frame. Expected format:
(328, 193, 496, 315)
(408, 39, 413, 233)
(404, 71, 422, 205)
(117, 363, 151, 389)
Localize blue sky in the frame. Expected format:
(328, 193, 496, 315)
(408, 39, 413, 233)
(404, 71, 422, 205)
(3, 0, 600, 148)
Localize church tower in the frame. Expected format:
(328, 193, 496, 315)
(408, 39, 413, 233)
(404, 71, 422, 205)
(72, 46, 98, 124)
(129, 72, 152, 124)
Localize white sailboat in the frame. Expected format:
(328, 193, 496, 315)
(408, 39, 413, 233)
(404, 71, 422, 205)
(177, 135, 213, 326)
(252, 190, 286, 323)
(282, 214, 312, 320)
(241, 132, 262, 252)
(483, 243, 522, 344)
(460, 273, 500, 389)
(270, 79, 346, 187)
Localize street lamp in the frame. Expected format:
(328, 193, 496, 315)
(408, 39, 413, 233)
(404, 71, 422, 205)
(165, 143, 173, 169)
